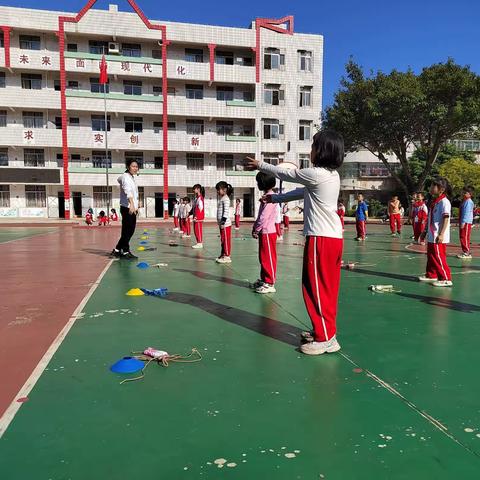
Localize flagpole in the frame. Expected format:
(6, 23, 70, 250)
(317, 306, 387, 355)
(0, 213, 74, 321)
(101, 50, 110, 219)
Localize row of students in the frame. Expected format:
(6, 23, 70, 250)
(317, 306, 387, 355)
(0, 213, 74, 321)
(85, 208, 118, 226)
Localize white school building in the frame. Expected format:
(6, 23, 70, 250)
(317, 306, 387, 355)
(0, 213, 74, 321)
(0, 3, 323, 219)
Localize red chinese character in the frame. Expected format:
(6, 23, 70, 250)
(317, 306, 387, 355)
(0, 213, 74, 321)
(19, 54, 29, 64)
(42, 56, 51, 66)
(143, 63, 153, 73)
(76, 59, 85, 68)
(121, 62, 130, 71)
(130, 135, 139, 144)
(94, 133, 104, 143)
(24, 130, 34, 140)
(177, 66, 186, 76)
(191, 137, 199, 146)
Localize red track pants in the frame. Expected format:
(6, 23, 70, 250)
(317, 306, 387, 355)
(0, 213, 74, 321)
(184, 218, 191, 236)
(426, 242, 451, 281)
(356, 220, 366, 239)
(220, 226, 232, 257)
(235, 215, 240, 228)
(413, 222, 425, 241)
(275, 223, 282, 237)
(174, 216, 179, 228)
(460, 223, 472, 254)
(258, 232, 277, 285)
(302, 236, 343, 342)
(194, 220, 203, 243)
(389, 214, 402, 233)
(283, 216, 290, 229)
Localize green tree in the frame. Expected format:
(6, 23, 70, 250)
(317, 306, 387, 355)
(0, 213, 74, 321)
(324, 59, 480, 197)
(438, 157, 480, 197)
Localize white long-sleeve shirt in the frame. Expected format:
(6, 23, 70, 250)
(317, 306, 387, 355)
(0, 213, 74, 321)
(217, 195, 232, 227)
(117, 172, 139, 210)
(259, 161, 342, 239)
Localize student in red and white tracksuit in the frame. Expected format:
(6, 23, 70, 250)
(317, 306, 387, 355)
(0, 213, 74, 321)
(85, 208, 94, 226)
(234, 199, 241, 230)
(388, 196, 402, 235)
(192, 184, 205, 249)
(173, 200, 180, 231)
(110, 208, 118, 222)
(181, 197, 192, 238)
(413, 194, 428, 243)
(419, 178, 452, 287)
(252, 173, 278, 294)
(282, 203, 290, 229)
(247, 130, 344, 355)
(178, 200, 185, 234)
(215, 181, 233, 264)
(336, 201, 345, 230)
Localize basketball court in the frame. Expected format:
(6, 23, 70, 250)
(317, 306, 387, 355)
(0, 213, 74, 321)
(1, 222, 480, 478)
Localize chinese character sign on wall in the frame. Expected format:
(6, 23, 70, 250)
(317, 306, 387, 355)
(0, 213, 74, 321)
(23, 130, 35, 145)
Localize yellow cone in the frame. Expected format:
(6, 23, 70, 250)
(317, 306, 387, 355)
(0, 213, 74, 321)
(137, 246, 145, 251)
(126, 288, 145, 296)
(141, 236, 149, 240)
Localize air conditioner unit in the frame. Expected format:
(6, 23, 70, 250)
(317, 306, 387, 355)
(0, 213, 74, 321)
(108, 42, 120, 54)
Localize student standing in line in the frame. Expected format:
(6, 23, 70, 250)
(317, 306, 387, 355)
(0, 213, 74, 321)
(215, 181, 233, 264)
(192, 184, 205, 249)
(413, 192, 428, 244)
(355, 194, 368, 241)
(182, 197, 192, 238)
(458, 186, 475, 259)
(336, 200, 345, 231)
(245, 130, 344, 355)
(234, 198, 241, 230)
(388, 195, 402, 236)
(282, 202, 290, 230)
(173, 199, 180, 231)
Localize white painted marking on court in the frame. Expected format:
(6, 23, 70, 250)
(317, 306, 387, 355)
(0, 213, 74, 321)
(0, 259, 114, 438)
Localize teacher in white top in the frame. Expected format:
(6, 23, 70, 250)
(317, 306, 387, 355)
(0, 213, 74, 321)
(111, 158, 139, 259)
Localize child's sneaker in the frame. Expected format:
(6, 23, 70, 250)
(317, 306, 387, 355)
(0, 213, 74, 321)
(216, 256, 231, 264)
(457, 253, 472, 259)
(192, 243, 203, 249)
(300, 330, 314, 343)
(433, 280, 453, 287)
(255, 284, 276, 294)
(391, 233, 397, 237)
(251, 279, 264, 289)
(278, 236, 284, 241)
(300, 337, 341, 355)
(418, 276, 438, 282)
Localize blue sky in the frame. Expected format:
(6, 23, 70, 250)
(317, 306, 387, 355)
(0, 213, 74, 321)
(4, 0, 480, 109)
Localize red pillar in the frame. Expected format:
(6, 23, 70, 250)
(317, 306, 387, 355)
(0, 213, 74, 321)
(162, 28, 170, 219)
(1, 26, 11, 68)
(208, 43, 216, 83)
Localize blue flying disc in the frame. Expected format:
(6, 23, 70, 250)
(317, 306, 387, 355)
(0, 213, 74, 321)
(110, 357, 144, 374)
(137, 262, 150, 269)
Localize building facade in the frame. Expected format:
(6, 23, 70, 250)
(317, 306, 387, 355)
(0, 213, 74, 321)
(0, 4, 323, 219)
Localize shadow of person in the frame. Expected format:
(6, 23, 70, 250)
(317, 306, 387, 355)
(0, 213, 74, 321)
(172, 268, 250, 288)
(395, 292, 480, 313)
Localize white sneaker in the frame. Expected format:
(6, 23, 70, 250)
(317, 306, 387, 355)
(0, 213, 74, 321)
(235, 227, 240, 231)
(300, 337, 341, 355)
(278, 236, 284, 241)
(433, 280, 453, 287)
(255, 284, 276, 294)
(391, 233, 397, 237)
(251, 279, 264, 289)
(216, 256, 232, 264)
(418, 276, 438, 283)
(457, 253, 472, 259)
(192, 243, 203, 249)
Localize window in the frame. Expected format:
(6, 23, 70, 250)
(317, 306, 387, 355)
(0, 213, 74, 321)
(21, 73, 42, 90)
(216, 154, 234, 171)
(54, 79, 61, 91)
(187, 153, 204, 171)
(299, 154, 310, 169)
(24, 149, 45, 167)
(124, 116, 143, 133)
(0, 110, 6, 128)
(298, 50, 313, 72)
(243, 91, 254, 102)
(124, 80, 142, 96)
(186, 119, 204, 135)
(264, 48, 284, 70)
(263, 119, 284, 140)
(93, 186, 112, 207)
(67, 80, 79, 90)
(0, 72, 5, 88)
(91, 115, 111, 132)
(237, 55, 253, 67)
(67, 43, 78, 52)
(299, 121, 312, 141)
(216, 51, 234, 65)
(216, 120, 233, 136)
(92, 151, 112, 168)
(153, 121, 176, 133)
(359, 163, 391, 177)
(56, 153, 63, 167)
(55, 117, 62, 129)
(71, 154, 81, 164)
(154, 156, 163, 169)
(264, 84, 284, 105)
(122, 43, 141, 57)
(185, 48, 204, 63)
(89, 40, 109, 55)
(25, 185, 46, 207)
(0, 31, 3, 48)
(0, 185, 10, 207)
(152, 49, 162, 59)
(69, 117, 80, 126)
(186, 84, 203, 100)
(216, 86, 234, 101)
(90, 77, 109, 94)
(153, 85, 176, 96)
(125, 151, 144, 169)
(299, 86, 312, 107)
(0, 148, 8, 166)
(263, 154, 283, 166)
(138, 186, 145, 208)
(23, 112, 43, 129)
(19, 35, 40, 50)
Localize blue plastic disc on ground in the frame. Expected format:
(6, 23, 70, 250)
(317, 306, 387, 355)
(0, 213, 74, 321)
(110, 357, 144, 374)
(137, 262, 149, 269)
(139, 241, 148, 245)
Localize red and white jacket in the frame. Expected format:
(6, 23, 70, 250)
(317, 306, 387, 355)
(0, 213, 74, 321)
(193, 195, 205, 221)
(414, 201, 428, 224)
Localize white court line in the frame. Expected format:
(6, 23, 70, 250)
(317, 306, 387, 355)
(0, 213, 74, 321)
(0, 259, 114, 438)
(0, 229, 59, 246)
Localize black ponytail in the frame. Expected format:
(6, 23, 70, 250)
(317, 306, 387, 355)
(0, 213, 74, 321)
(215, 181, 234, 197)
(193, 183, 205, 197)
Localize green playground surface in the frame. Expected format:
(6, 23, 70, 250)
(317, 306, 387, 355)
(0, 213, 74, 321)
(2, 224, 480, 479)
(0, 227, 58, 244)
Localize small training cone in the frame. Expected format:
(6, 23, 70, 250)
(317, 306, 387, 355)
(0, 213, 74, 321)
(137, 262, 149, 269)
(137, 246, 145, 251)
(126, 288, 145, 296)
(141, 236, 149, 240)
(110, 357, 144, 374)
(139, 241, 148, 245)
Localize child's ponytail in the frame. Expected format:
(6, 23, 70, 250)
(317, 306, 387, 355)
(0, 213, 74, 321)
(227, 183, 234, 197)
